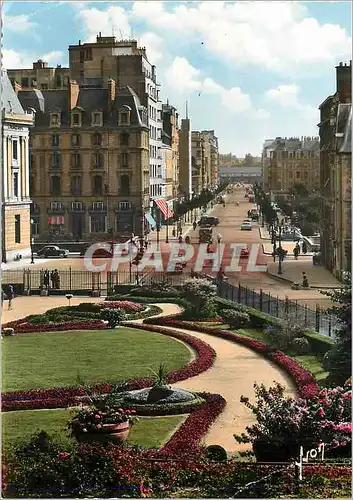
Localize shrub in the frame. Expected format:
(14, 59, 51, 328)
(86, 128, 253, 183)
(27, 314, 49, 325)
(205, 445, 227, 462)
(290, 337, 311, 354)
(220, 309, 250, 329)
(265, 319, 305, 351)
(77, 303, 102, 313)
(183, 278, 217, 318)
(100, 308, 126, 328)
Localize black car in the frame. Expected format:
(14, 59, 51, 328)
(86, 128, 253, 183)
(198, 216, 219, 227)
(37, 245, 69, 258)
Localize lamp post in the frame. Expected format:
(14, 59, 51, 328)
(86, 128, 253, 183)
(30, 219, 34, 264)
(166, 219, 169, 243)
(156, 223, 160, 250)
(272, 223, 277, 262)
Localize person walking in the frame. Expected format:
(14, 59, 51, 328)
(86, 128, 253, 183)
(193, 221, 197, 231)
(293, 244, 300, 260)
(7, 285, 14, 310)
(43, 270, 50, 289)
(302, 241, 308, 254)
(302, 272, 309, 288)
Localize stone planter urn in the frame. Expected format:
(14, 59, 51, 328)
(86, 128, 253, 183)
(72, 421, 131, 445)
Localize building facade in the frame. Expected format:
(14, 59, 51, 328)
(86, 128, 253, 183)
(267, 137, 320, 194)
(191, 130, 219, 194)
(17, 80, 149, 240)
(162, 103, 179, 209)
(178, 118, 192, 197)
(318, 61, 352, 275)
(202, 130, 219, 188)
(218, 166, 262, 184)
(1, 70, 34, 262)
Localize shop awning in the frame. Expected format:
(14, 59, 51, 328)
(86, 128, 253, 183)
(48, 216, 65, 225)
(145, 213, 156, 227)
(154, 199, 174, 219)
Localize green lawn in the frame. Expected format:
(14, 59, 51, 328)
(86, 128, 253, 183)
(2, 409, 185, 449)
(2, 328, 191, 392)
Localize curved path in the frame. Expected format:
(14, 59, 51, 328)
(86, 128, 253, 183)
(3, 298, 297, 452)
(128, 304, 297, 453)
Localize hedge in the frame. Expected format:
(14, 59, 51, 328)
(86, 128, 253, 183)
(110, 395, 206, 416)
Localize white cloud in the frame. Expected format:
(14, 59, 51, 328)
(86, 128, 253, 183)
(4, 14, 37, 33)
(138, 32, 164, 64)
(265, 83, 317, 121)
(78, 6, 131, 42)
(131, 1, 352, 74)
(164, 57, 267, 117)
(2, 49, 64, 69)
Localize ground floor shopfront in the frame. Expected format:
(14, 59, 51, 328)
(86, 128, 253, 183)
(2, 202, 31, 262)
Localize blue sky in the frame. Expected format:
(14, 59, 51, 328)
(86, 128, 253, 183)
(3, 1, 352, 155)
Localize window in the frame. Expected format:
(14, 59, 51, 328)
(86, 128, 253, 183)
(120, 175, 130, 195)
(31, 218, 40, 236)
(71, 201, 84, 211)
(120, 112, 128, 124)
(304, 172, 308, 179)
(92, 152, 103, 168)
(13, 172, 19, 197)
(92, 201, 104, 211)
(296, 171, 301, 179)
(71, 176, 82, 195)
(21, 77, 29, 87)
(52, 135, 59, 147)
(12, 139, 18, 161)
(71, 153, 81, 167)
(51, 152, 61, 168)
(92, 133, 102, 146)
(71, 134, 80, 146)
(90, 215, 106, 233)
(120, 133, 129, 146)
(121, 152, 129, 167)
(92, 112, 103, 126)
(15, 215, 21, 243)
(288, 172, 293, 179)
(73, 113, 80, 125)
(117, 201, 132, 211)
(80, 51, 85, 63)
(92, 175, 103, 195)
(50, 201, 64, 212)
(50, 176, 61, 196)
(29, 175, 35, 196)
(50, 113, 60, 127)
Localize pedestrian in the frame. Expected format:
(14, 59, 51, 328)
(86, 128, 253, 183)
(302, 272, 309, 288)
(44, 270, 50, 289)
(302, 241, 308, 254)
(193, 221, 197, 231)
(172, 228, 176, 237)
(293, 245, 299, 260)
(52, 269, 60, 289)
(178, 235, 183, 244)
(50, 270, 56, 289)
(7, 285, 14, 310)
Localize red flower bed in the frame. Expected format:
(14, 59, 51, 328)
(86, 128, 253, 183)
(102, 301, 143, 312)
(144, 318, 320, 399)
(5, 320, 106, 334)
(2, 325, 216, 411)
(159, 392, 226, 456)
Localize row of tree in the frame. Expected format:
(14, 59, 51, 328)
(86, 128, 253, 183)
(173, 182, 229, 220)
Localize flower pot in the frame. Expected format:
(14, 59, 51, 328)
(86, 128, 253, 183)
(74, 422, 131, 444)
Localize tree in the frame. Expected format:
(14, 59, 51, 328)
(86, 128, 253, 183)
(322, 272, 351, 386)
(290, 183, 309, 198)
(243, 153, 255, 167)
(183, 278, 217, 317)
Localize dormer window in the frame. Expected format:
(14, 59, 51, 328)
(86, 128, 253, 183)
(118, 106, 131, 126)
(50, 112, 61, 127)
(92, 111, 103, 127)
(71, 110, 82, 127)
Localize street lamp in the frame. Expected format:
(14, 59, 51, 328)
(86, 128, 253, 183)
(166, 220, 169, 243)
(30, 219, 34, 264)
(156, 223, 160, 250)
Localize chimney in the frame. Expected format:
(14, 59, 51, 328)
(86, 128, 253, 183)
(107, 78, 116, 103)
(69, 80, 80, 110)
(336, 61, 352, 103)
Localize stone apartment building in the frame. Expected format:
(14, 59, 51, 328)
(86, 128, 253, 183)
(267, 137, 320, 194)
(1, 70, 34, 262)
(8, 34, 170, 229)
(178, 117, 192, 197)
(17, 80, 150, 240)
(318, 61, 352, 275)
(162, 103, 179, 208)
(191, 130, 219, 194)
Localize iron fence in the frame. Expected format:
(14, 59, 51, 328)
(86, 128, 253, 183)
(1, 269, 338, 336)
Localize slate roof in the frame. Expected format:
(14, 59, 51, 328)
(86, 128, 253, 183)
(17, 85, 148, 128)
(1, 70, 26, 115)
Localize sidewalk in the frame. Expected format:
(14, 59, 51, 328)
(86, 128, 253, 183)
(267, 261, 342, 289)
(260, 228, 313, 257)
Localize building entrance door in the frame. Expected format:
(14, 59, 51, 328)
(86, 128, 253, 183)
(70, 214, 84, 240)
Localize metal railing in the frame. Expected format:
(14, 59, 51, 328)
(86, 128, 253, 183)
(1, 269, 338, 335)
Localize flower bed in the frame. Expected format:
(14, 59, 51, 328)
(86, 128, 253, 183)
(2, 325, 216, 411)
(2, 319, 106, 334)
(144, 317, 320, 399)
(102, 301, 143, 312)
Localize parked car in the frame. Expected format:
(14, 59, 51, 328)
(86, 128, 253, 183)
(198, 216, 219, 227)
(37, 245, 69, 258)
(241, 221, 252, 231)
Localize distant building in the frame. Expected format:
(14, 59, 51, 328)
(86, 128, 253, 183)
(318, 61, 351, 275)
(1, 70, 34, 262)
(218, 166, 262, 184)
(162, 102, 179, 211)
(178, 117, 192, 197)
(191, 130, 219, 193)
(266, 137, 320, 194)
